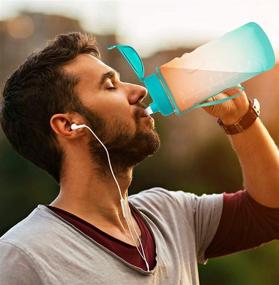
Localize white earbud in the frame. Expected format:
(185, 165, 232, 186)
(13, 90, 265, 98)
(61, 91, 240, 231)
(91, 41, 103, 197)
(70, 123, 87, 130)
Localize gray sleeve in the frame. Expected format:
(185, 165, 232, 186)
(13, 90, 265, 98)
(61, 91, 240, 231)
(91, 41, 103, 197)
(0, 241, 43, 285)
(173, 191, 224, 264)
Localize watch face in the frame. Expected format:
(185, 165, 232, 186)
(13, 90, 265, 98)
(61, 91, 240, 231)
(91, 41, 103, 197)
(252, 98, 261, 116)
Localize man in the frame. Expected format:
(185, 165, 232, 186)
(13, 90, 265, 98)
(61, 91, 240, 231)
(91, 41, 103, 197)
(0, 32, 278, 285)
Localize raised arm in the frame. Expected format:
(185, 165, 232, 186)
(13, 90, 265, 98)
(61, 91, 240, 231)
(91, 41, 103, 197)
(204, 87, 279, 208)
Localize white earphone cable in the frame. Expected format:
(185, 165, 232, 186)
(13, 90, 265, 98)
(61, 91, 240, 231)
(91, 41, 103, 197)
(71, 123, 150, 271)
(124, 199, 150, 271)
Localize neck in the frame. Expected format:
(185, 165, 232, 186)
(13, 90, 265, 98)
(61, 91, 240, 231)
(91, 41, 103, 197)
(49, 154, 134, 232)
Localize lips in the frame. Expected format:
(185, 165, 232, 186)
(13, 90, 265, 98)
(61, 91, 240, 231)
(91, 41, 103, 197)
(140, 109, 150, 117)
(133, 106, 155, 129)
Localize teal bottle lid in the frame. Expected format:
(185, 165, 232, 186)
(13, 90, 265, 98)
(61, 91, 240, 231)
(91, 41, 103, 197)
(107, 45, 176, 116)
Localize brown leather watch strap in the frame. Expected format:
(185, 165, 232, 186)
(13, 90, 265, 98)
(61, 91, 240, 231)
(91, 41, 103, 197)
(217, 98, 260, 135)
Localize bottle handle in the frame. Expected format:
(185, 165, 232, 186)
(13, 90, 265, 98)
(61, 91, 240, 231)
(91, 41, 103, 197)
(190, 85, 245, 110)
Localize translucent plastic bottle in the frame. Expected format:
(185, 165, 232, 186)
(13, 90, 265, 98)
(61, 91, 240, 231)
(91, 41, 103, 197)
(108, 22, 275, 116)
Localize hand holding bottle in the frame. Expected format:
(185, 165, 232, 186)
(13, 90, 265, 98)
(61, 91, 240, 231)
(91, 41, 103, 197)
(203, 86, 250, 125)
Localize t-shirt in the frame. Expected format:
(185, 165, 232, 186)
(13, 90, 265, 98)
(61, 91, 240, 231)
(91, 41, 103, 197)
(205, 190, 279, 258)
(44, 189, 279, 273)
(0, 187, 223, 285)
(46, 202, 157, 271)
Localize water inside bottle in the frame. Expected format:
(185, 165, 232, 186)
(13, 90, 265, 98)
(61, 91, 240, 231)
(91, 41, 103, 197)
(159, 66, 258, 111)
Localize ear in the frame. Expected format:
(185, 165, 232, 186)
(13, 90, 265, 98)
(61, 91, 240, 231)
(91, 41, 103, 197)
(50, 113, 83, 138)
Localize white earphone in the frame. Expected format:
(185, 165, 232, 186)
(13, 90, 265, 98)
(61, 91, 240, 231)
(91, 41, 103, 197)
(70, 123, 87, 130)
(69, 121, 150, 271)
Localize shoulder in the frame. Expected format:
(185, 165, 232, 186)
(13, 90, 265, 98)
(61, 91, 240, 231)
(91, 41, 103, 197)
(129, 187, 224, 232)
(0, 205, 62, 250)
(0, 206, 56, 284)
(0, 240, 44, 284)
(129, 187, 223, 212)
(128, 187, 181, 210)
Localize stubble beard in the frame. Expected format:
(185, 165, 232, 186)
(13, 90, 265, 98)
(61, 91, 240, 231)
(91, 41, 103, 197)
(81, 107, 160, 177)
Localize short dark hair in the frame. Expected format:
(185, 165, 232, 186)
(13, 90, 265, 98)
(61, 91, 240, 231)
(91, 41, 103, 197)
(0, 32, 100, 184)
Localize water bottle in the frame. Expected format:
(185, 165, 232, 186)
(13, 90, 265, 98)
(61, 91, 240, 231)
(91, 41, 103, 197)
(108, 22, 275, 116)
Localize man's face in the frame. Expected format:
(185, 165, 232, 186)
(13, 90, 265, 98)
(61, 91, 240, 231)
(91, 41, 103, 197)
(63, 54, 160, 173)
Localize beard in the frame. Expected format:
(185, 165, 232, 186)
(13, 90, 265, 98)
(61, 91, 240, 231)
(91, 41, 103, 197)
(74, 101, 160, 176)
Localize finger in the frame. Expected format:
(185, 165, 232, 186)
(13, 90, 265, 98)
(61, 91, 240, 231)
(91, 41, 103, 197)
(204, 92, 228, 103)
(222, 85, 246, 96)
(203, 85, 245, 104)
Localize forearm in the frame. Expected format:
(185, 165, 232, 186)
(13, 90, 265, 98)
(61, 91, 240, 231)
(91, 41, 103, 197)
(228, 118, 279, 208)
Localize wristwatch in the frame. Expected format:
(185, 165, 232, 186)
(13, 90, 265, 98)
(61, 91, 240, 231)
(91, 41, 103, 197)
(217, 98, 260, 135)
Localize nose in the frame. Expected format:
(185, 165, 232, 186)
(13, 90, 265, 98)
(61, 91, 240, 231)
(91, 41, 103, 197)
(127, 83, 148, 106)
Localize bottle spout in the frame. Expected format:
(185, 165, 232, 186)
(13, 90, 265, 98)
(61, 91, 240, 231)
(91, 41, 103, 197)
(145, 102, 159, 116)
(144, 106, 154, 116)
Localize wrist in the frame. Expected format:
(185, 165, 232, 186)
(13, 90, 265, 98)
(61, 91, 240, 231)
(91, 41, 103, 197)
(220, 101, 250, 125)
(217, 98, 260, 135)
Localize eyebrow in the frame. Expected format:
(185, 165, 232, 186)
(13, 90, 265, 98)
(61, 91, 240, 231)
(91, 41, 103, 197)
(99, 69, 120, 89)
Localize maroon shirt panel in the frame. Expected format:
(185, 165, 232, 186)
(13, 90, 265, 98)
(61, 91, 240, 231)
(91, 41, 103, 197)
(205, 190, 279, 259)
(46, 203, 156, 271)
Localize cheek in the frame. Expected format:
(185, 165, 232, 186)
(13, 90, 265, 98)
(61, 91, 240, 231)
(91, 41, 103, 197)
(83, 91, 137, 135)
(107, 113, 137, 138)
(94, 92, 130, 117)
(98, 98, 137, 135)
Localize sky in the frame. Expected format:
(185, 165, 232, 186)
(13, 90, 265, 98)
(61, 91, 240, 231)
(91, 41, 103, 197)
(0, 0, 279, 56)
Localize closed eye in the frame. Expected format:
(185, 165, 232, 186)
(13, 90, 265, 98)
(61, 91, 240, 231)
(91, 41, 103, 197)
(99, 69, 121, 90)
(105, 79, 119, 91)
